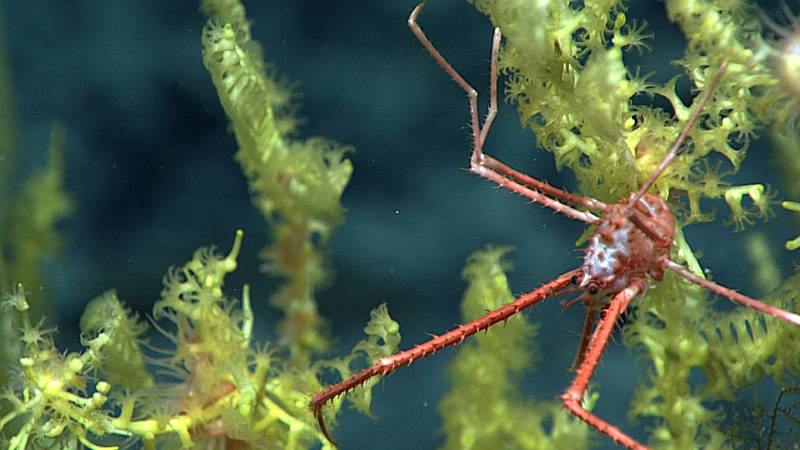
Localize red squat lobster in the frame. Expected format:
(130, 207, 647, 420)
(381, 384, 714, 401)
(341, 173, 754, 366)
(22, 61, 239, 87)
(310, 4, 800, 449)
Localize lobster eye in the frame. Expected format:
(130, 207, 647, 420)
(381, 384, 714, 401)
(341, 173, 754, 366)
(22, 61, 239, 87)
(570, 275, 579, 285)
(588, 285, 599, 296)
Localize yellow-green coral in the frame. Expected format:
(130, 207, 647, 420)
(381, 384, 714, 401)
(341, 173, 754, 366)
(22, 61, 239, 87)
(2, 124, 72, 320)
(312, 303, 401, 423)
(1, 284, 122, 450)
(79, 291, 153, 391)
(200, 0, 353, 363)
(784, 201, 800, 251)
(0, 122, 71, 393)
(1, 0, 391, 448)
(472, 0, 792, 226)
(625, 271, 800, 448)
(2, 231, 399, 449)
(440, 246, 592, 449)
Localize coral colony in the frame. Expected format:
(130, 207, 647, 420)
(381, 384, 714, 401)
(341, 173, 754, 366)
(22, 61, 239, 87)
(2, 1, 800, 449)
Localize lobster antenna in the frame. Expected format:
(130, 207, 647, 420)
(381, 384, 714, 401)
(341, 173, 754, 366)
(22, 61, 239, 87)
(628, 61, 728, 209)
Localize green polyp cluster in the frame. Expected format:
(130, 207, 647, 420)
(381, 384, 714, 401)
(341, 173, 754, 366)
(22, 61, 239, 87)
(3, 230, 399, 448)
(79, 290, 153, 391)
(439, 246, 592, 449)
(2, 124, 72, 322)
(469, 0, 798, 228)
(201, 0, 353, 363)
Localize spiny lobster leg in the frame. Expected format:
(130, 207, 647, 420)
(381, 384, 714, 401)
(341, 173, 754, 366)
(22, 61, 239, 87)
(477, 155, 603, 223)
(408, 3, 603, 223)
(561, 277, 648, 450)
(483, 155, 608, 214)
(310, 268, 582, 444)
(661, 258, 800, 326)
(571, 296, 597, 372)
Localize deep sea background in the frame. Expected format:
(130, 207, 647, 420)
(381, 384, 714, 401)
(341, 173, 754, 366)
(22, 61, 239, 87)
(3, 0, 798, 449)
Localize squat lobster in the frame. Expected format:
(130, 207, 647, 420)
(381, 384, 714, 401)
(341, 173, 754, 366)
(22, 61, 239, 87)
(311, 4, 800, 449)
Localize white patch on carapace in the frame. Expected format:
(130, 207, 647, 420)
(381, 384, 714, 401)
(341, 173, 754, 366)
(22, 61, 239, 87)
(580, 219, 633, 292)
